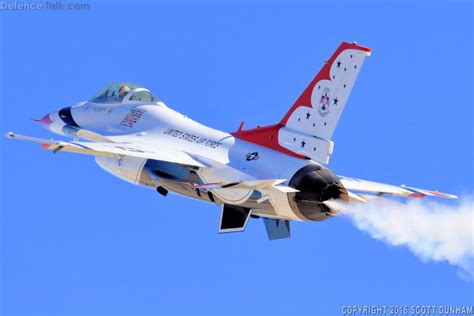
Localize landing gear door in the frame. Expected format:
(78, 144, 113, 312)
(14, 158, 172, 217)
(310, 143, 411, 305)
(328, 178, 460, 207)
(218, 204, 252, 233)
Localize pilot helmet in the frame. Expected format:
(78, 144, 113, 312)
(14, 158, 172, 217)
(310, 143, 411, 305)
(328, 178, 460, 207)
(118, 84, 131, 97)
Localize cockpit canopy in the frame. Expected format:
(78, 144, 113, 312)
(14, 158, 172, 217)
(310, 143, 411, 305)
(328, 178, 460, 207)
(90, 82, 159, 104)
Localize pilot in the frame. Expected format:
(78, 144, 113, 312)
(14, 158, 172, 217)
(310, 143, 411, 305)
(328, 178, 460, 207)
(118, 84, 131, 100)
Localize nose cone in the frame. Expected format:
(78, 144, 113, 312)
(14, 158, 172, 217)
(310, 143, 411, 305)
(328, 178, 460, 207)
(33, 113, 53, 129)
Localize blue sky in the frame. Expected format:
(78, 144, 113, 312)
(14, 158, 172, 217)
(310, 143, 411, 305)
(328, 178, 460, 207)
(1, 1, 472, 315)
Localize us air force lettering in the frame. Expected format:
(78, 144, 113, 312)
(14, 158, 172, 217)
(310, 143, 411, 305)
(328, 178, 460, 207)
(7, 42, 457, 240)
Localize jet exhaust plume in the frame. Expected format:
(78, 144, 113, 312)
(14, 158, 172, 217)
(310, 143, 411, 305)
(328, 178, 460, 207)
(340, 197, 474, 280)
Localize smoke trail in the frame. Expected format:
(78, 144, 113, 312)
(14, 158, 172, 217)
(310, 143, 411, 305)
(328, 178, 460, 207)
(341, 197, 474, 280)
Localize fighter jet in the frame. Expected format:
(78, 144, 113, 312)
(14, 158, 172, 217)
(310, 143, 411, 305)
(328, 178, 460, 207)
(7, 42, 457, 240)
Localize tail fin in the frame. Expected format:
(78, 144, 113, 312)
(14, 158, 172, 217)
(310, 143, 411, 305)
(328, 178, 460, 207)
(233, 42, 370, 164)
(281, 42, 370, 139)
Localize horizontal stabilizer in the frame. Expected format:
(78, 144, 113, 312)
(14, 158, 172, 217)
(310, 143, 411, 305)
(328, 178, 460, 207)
(339, 175, 457, 199)
(263, 218, 291, 240)
(402, 185, 458, 199)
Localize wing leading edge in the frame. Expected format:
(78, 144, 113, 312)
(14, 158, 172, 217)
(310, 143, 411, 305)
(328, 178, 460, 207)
(6, 132, 205, 167)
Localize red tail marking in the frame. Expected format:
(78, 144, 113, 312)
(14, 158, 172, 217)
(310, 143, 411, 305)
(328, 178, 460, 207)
(231, 124, 307, 159)
(280, 42, 370, 126)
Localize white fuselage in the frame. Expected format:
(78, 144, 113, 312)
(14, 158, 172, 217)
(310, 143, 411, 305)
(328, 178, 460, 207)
(49, 100, 326, 221)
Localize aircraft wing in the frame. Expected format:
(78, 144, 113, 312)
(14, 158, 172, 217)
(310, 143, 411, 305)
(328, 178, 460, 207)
(6, 132, 205, 167)
(7, 133, 295, 192)
(339, 175, 457, 199)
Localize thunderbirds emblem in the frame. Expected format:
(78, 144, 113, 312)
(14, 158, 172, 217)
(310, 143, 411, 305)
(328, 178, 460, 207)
(318, 88, 331, 117)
